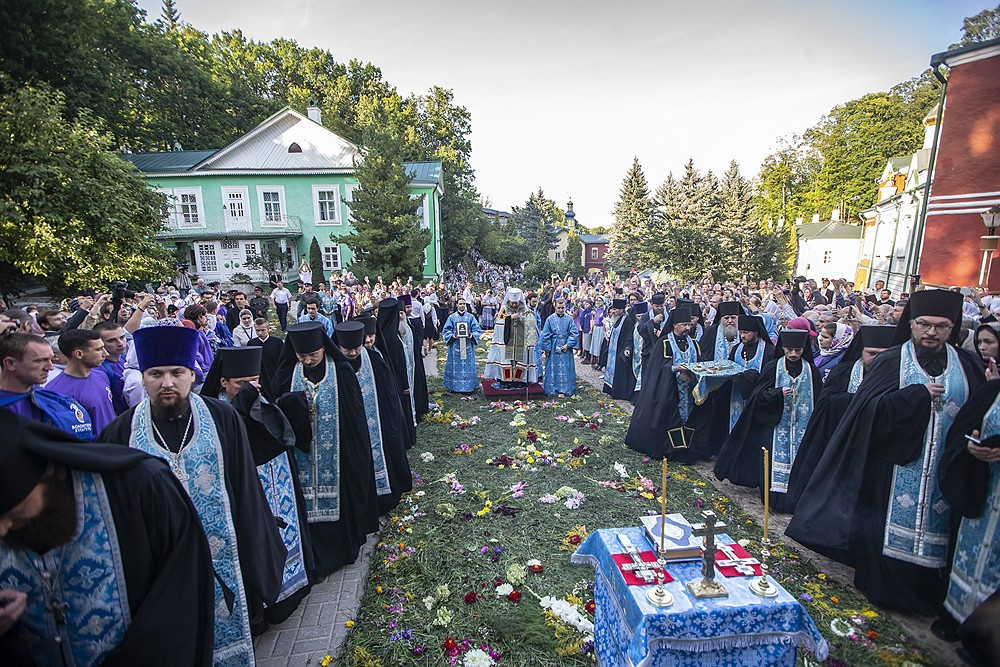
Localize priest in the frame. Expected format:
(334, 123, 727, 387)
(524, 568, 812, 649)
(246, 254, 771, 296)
(700, 301, 744, 362)
(333, 321, 412, 515)
(932, 378, 1000, 666)
(99, 324, 285, 664)
(625, 306, 703, 461)
(630, 301, 650, 402)
(272, 322, 379, 578)
(374, 298, 416, 448)
(538, 297, 579, 396)
(484, 288, 538, 387)
(200, 346, 312, 625)
(442, 297, 483, 393)
(0, 409, 214, 665)
(714, 329, 822, 513)
(787, 289, 985, 615)
(603, 298, 637, 400)
(401, 294, 430, 421)
(786, 325, 894, 511)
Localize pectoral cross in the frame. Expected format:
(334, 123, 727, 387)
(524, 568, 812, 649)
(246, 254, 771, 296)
(616, 533, 660, 584)
(715, 543, 760, 576)
(686, 511, 729, 598)
(47, 595, 69, 625)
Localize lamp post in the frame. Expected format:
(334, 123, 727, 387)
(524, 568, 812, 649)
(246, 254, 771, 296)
(980, 205, 1000, 286)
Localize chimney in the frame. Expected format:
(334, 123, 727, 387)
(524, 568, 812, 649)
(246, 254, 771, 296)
(831, 208, 841, 222)
(306, 99, 322, 125)
(811, 212, 820, 224)
(795, 216, 804, 226)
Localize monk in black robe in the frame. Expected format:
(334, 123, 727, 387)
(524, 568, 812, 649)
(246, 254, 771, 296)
(100, 325, 285, 661)
(787, 290, 986, 615)
(785, 325, 894, 512)
(603, 298, 637, 400)
(714, 329, 822, 513)
(401, 295, 430, 421)
(625, 306, 704, 462)
(272, 322, 380, 578)
(333, 321, 412, 516)
(0, 410, 214, 665)
(374, 298, 416, 448)
(201, 346, 313, 626)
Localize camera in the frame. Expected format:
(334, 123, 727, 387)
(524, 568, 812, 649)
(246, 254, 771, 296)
(109, 281, 136, 300)
(176, 263, 189, 272)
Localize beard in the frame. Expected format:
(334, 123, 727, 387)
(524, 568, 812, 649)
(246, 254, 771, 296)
(4, 477, 78, 554)
(150, 392, 191, 420)
(722, 323, 738, 341)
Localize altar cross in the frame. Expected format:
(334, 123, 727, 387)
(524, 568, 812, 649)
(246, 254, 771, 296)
(691, 510, 727, 582)
(715, 543, 760, 576)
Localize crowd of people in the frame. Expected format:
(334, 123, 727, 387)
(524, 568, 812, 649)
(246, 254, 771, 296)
(0, 259, 998, 666)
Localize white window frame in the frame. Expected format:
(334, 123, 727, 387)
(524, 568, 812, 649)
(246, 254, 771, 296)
(174, 187, 205, 229)
(343, 184, 358, 224)
(411, 194, 430, 229)
(221, 186, 251, 232)
(591, 247, 599, 260)
(321, 244, 341, 271)
(196, 242, 219, 273)
(256, 186, 286, 227)
(313, 184, 341, 225)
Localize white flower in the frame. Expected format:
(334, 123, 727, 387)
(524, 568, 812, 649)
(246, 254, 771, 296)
(613, 462, 629, 478)
(830, 618, 855, 637)
(420, 452, 434, 463)
(422, 595, 436, 610)
(526, 559, 542, 568)
(495, 583, 514, 596)
(463, 649, 495, 667)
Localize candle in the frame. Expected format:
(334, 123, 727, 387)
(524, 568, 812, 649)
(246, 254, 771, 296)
(660, 457, 667, 553)
(761, 447, 770, 542)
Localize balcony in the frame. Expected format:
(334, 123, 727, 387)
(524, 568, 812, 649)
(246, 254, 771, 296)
(156, 214, 303, 240)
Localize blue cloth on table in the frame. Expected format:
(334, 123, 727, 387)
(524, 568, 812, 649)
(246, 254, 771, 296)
(571, 527, 828, 667)
(684, 360, 745, 406)
(539, 313, 578, 396)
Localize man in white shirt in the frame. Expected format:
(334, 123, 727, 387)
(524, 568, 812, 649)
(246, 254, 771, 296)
(270, 280, 293, 331)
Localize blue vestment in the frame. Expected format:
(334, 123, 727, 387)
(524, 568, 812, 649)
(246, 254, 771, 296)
(539, 313, 578, 396)
(442, 311, 482, 393)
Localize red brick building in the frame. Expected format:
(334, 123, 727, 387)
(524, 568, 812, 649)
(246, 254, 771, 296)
(920, 37, 1000, 289)
(579, 233, 609, 273)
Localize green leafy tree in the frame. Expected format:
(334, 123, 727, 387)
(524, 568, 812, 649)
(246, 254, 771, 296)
(953, 4, 1000, 46)
(609, 158, 657, 270)
(309, 237, 324, 283)
(337, 103, 430, 280)
(565, 230, 582, 269)
(0, 82, 171, 295)
(160, 0, 180, 31)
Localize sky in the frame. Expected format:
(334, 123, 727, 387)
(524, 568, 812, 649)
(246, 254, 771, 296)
(138, 0, 990, 228)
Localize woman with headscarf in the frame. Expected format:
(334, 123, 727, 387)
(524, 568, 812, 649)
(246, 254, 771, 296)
(814, 322, 854, 381)
(232, 309, 256, 347)
(974, 322, 1000, 370)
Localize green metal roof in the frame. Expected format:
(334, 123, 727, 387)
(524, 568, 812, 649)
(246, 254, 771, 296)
(403, 162, 442, 184)
(578, 233, 609, 244)
(122, 150, 218, 172)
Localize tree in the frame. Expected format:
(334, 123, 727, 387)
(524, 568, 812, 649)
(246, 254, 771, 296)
(509, 189, 562, 257)
(244, 241, 291, 279)
(160, 0, 180, 31)
(0, 82, 171, 295)
(609, 158, 657, 270)
(652, 159, 726, 279)
(565, 230, 582, 270)
(309, 237, 324, 282)
(953, 4, 1000, 47)
(337, 102, 430, 280)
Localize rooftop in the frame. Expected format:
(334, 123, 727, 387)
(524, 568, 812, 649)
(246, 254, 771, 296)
(579, 233, 609, 244)
(795, 221, 863, 241)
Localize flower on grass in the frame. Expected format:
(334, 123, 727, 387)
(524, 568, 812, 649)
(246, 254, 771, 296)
(584, 600, 595, 615)
(411, 645, 426, 656)
(799, 593, 812, 602)
(420, 452, 434, 463)
(321, 656, 332, 667)
(344, 619, 355, 627)
(509, 481, 526, 498)
(527, 559, 544, 574)
(464, 591, 478, 604)
(432, 607, 453, 626)
(436, 503, 457, 520)
(506, 563, 527, 586)
(495, 583, 513, 597)
(463, 648, 496, 667)
(564, 491, 586, 510)
(422, 595, 436, 611)
(830, 618, 855, 637)
(538, 494, 558, 504)
(507, 590, 522, 603)
(435, 584, 451, 602)
(613, 461, 629, 478)
(441, 637, 459, 654)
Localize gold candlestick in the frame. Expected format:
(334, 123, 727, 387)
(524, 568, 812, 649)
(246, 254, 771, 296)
(761, 447, 770, 544)
(660, 457, 667, 554)
(750, 447, 778, 597)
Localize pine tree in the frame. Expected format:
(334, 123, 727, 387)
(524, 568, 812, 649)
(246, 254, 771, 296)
(609, 158, 657, 271)
(336, 106, 430, 280)
(309, 237, 324, 282)
(653, 159, 724, 280)
(161, 0, 181, 31)
(718, 160, 757, 280)
(510, 188, 562, 256)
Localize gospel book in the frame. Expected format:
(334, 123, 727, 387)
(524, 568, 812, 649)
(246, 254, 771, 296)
(640, 513, 702, 561)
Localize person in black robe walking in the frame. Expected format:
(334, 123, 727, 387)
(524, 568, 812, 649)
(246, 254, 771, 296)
(374, 298, 416, 449)
(271, 322, 380, 578)
(402, 295, 430, 421)
(603, 298, 637, 400)
(787, 290, 986, 615)
(625, 306, 704, 462)
(333, 321, 412, 515)
(785, 325, 894, 512)
(0, 410, 214, 666)
(714, 329, 822, 513)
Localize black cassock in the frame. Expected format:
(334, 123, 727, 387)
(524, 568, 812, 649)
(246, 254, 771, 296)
(786, 344, 985, 614)
(1, 421, 214, 666)
(713, 357, 822, 513)
(375, 302, 415, 449)
(785, 358, 858, 512)
(364, 348, 414, 515)
(100, 397, 286, 624)
(625, 332, 704, 462)
(276, 352, 380, 579)
(604, 312, 637, 400)
(408, 318, 430, 420)
(688, 335, 774, 459)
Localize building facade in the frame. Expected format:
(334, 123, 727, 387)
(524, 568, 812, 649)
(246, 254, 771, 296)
(124, 106, 444, 283)
(793, 218, 863, 283)
(579, 233, 609, 272)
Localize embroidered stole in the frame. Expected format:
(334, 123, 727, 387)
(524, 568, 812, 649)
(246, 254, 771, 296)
(0, 471, 130, 667)
(730, 341, 766, 432)
(770, 358, 814, 494)
(848, 359, 865, 394)
(632, 326, 643, 391)
(291, 357, 342, 523)
(400, 325, 417, 425)
(883, 342, 967, 567)
(714, 331, 735, 362)
(359, 349, 391, 496)
(945, 390, 1000, 622)
(668, 333, 697, 423)
(604, 319, 622, 388)
(130, 394, 253, 665)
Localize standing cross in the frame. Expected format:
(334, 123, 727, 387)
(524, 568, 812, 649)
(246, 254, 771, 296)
(691, 510, 728, 583)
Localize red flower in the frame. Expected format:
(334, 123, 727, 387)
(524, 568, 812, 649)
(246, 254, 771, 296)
(585, 600, 595, 615)
(526, 431, 538, 443)
(528, 564, 544, 574)
(568, 534, 582, 545)
(507, 590, 522, 603)
(866, 630, 879, 639)
(464, 591, 478, 604)
(492, 577, 505, 588)
(441, 637, 457, 652)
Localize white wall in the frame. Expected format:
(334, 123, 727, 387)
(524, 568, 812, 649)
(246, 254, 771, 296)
(796, 238, 862, 282)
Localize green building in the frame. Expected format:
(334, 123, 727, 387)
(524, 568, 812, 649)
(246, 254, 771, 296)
(123, 105, 444, 283)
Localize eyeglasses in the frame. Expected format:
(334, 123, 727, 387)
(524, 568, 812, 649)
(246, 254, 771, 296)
(912, 319, 953, 332)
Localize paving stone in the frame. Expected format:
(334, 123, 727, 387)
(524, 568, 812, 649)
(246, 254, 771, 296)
(298, 603, 322, 628)
(295, 624, 333, 641)
(269, 629, 298, 659)
(289, 637, 331, 654)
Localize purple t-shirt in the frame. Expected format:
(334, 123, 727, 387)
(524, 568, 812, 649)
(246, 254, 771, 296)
(46, 370, 116, 435)
(0, 389, 45, 422)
